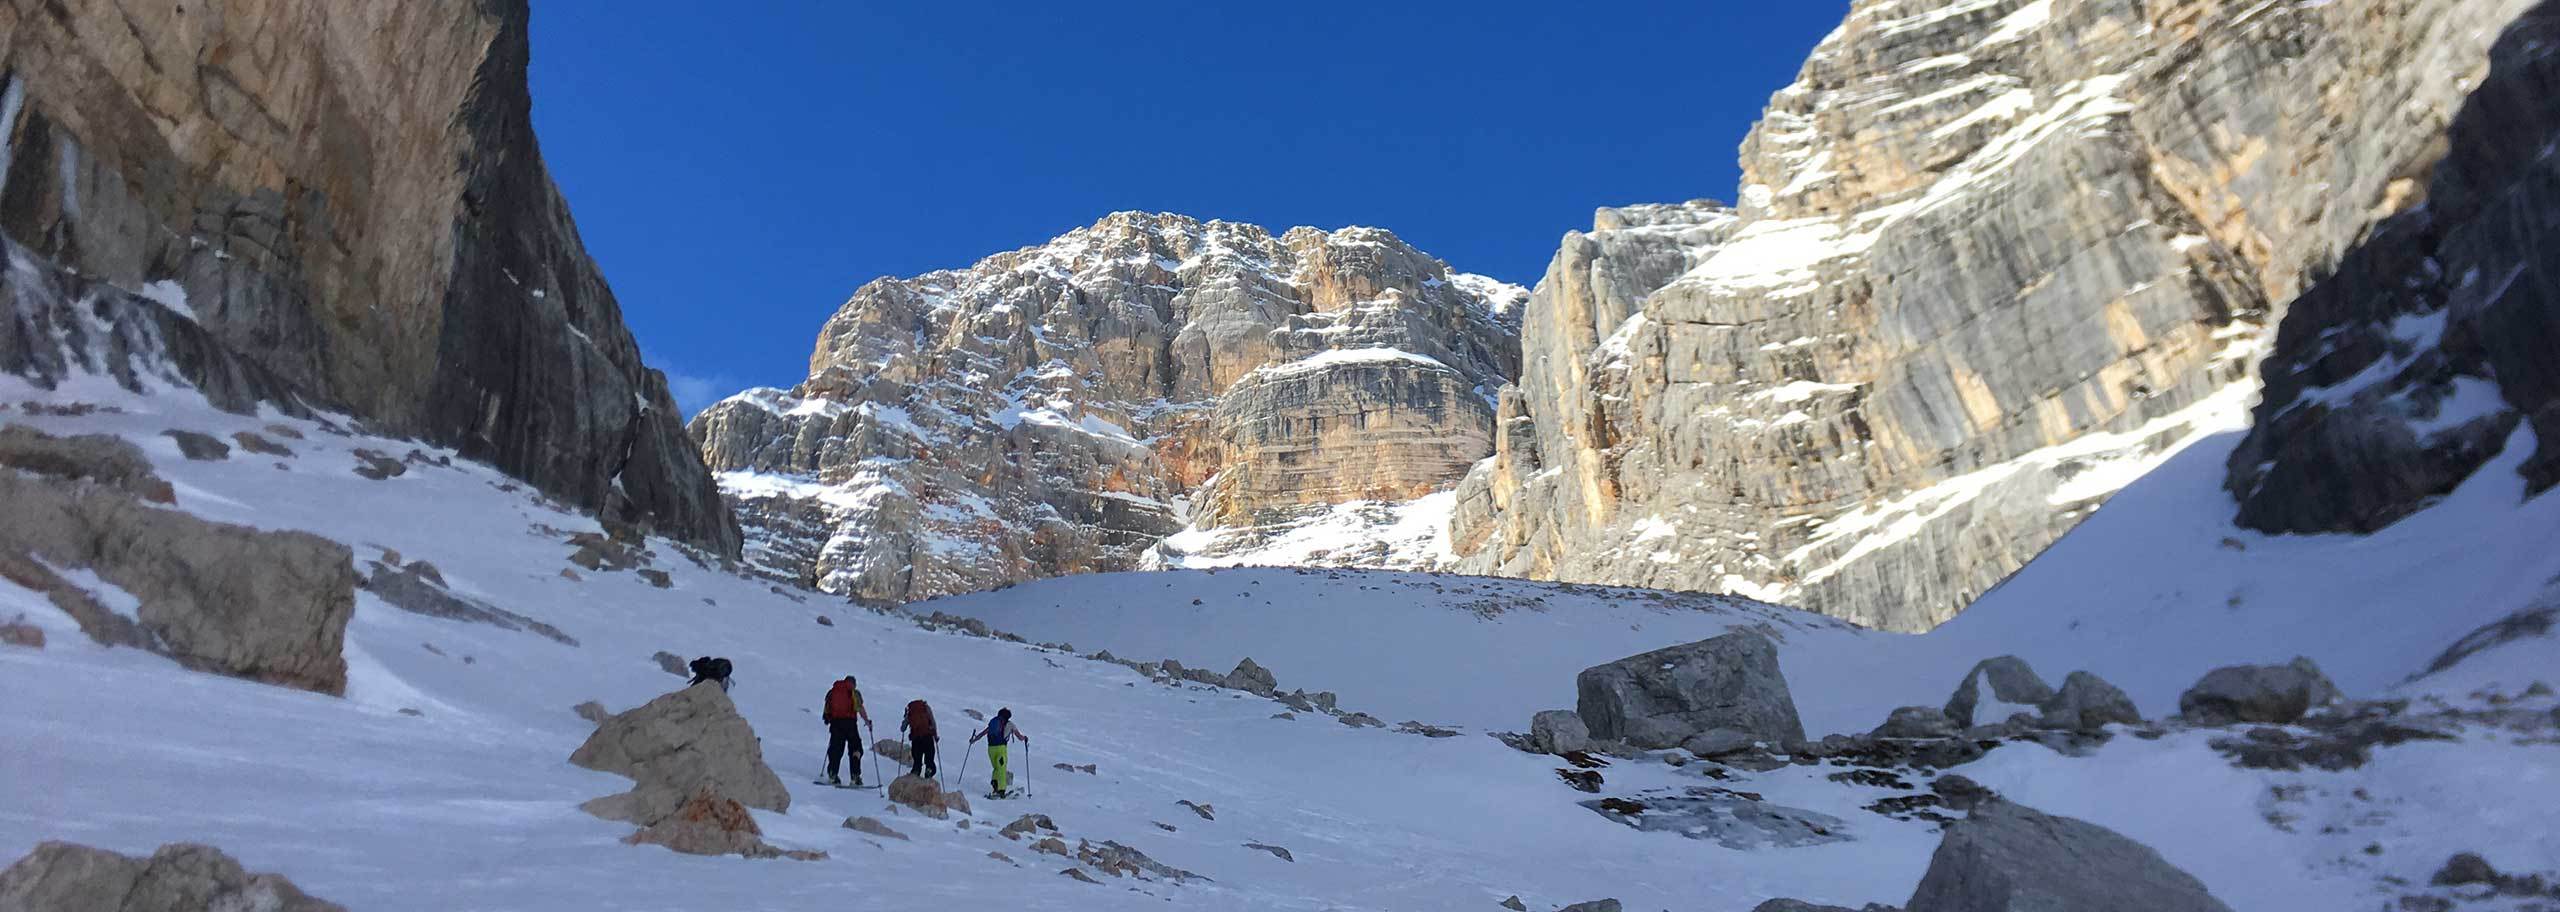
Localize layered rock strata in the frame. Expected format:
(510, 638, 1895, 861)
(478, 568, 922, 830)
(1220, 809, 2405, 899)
(1453, 0, 2538, 629)
(691, 212, 1522, 600)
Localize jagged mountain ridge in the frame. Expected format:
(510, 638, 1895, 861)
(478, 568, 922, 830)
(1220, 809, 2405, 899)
(689, 211, 1526, 601)
(1450, 0, 2540, 630)
(0, 0, 739, 556)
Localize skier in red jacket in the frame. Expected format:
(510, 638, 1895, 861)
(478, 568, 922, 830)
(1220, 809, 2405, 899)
(820, 676, 873, 787)
(900, 699, 940, 780)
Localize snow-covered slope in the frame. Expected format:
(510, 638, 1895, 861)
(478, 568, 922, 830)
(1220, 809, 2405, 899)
(7, 367, 2555, 911)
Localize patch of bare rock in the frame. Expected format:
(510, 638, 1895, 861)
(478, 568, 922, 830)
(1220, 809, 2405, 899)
(0, 840, 345, 911)
(569, 682, 809, 860)
(0, 446, 355, 694)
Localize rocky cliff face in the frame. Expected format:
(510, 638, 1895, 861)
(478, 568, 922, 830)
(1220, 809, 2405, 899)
(689, 212, 1522, 601)
(1453, 0, 2536, 630)
(2229, 2, 2560, 534)
(0, 0, 739, 555)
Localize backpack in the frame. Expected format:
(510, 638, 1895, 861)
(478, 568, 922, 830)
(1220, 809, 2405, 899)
(688, 656, 734, 690)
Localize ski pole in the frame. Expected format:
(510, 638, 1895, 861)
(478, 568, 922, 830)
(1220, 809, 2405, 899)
(869, 720, 884, 788)
(1022, 740, 1031, 798)
(958, 742, 973, 795)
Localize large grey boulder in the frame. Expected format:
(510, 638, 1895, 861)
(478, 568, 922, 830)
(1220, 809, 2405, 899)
(1530, 710, 1590, 754)
(2039, 672, 2142, 733)
(1576, 629, 1805, 749)
(0, 841, 345, 911)
(1905, 799, 2234, 912)
(1943, 657, 2055, 728)
(0, 471, 356, 694)
(570, 683, 790, 824)
(1754, 901, 1900, 912)
(2178, 658, 2343, 725)
(1874, 706, 1958, 740)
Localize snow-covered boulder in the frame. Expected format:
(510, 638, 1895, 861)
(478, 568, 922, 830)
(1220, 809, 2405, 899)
(1904, 799, 2235, 912)
(0, 840, 345, 911)
(570, 683, 789, 824)
(1530, 710, 1591, 754)
(2177, 658, 2343, 725)
(1576, 629, 1805, 749)
(2038, 672, 2142, 733)
(0, 470, 356, 694)
(1941, 656, 2054, 728)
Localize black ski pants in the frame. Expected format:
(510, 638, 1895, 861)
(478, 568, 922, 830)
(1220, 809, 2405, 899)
(909, 734, 940, 779)
(825, 719, 864, 781)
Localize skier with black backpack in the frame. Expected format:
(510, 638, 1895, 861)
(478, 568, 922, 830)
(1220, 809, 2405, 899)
(819, 675, 873, 787)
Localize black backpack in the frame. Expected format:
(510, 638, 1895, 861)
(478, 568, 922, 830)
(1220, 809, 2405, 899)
(688, 656, 734, 690)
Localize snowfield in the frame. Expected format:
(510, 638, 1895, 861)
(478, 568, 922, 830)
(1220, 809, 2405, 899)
(2, 371, 2556, 911)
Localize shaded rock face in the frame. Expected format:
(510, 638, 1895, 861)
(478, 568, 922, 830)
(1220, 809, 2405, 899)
(690, 212, 1523, 601)
(0, 1, 738, 556)
(0, 840, 345, 912)
(1530, 709, 1591, 755)
(2228, 3, 2560, 532)
(1576, 629, 1806, 749)
(1904, 799, 2234, 912)
(570, 683, 790, 825)
(2179, 657, 2342, 725)
(1452, 0, 2539, 630)
(0, 470, 355, 694)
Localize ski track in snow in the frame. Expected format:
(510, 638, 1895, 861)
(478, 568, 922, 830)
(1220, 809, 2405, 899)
(1, 372, 2556, 911)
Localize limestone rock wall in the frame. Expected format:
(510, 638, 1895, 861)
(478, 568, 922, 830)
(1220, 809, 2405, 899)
(690, 212, 1523, 601)
(1454, 0, 2536, 630)
(0, 0, 739, 555)
(2228, 1, 2560, 534)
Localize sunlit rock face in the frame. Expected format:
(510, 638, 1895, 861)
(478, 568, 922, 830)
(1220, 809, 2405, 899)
(691, 212, 1523, 601)
(1452, 0, 2537, 631)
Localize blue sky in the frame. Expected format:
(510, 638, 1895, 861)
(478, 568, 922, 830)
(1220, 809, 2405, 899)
(529, 3, 1849, 413)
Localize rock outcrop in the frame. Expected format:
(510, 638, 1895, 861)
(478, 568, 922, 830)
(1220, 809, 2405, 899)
(1575, 629, 1805, 749)
(0, 1, 738, 556)
(690, 212, 1522, 600)
(1942, 656, 2055, 728)
(1450, 0, 2541, 629)
(0, 468, 355, 695)
(1903, 799, 2235, 912)
(888, 774, 973, 820)
(570, 683, 790, 825)
(0, 841, 345, 912)
(2227, 2, 2560, 532)
(2178, 658, 2342, 725)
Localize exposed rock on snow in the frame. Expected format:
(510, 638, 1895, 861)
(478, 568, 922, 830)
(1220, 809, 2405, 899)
(0, 424, 174, 504)
(1451, 0, 2543, 630)
(574, 701, 611, 724)
(1941, 656, 2054, 728)
(364, 560, 577, 646)
(570, 683, 790, 825)
(231, 431, 294, 458)
(1222, 657, 1279, 696)
(0, 615, 41, 649)
(1530, 710, 1591, 755)
(1872, 706, 1958, 740)
(2178, 658, 2343, 725)
(689, 212, 1523, 600)
(0, 4, 739, 554)
(1576, 629, 1806, 749)
(1903, 799, 2235, 912)
(651, 651, 689, 677)
(887, 774, 972, 820)
(0, 471, 355, 694)
(161, 430, 230, 461)
(1752, 901, 1897, 912)
(2040, 672, 2142, 734)
(1557, 898, 1621, 912)
(1242, 842, 1294, 863)
(623, 785, 820, 861)
(0, 840, 346, 911)
(843, 816, 908, 841)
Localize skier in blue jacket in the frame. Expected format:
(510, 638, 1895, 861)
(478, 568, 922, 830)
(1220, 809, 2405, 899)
(967, 708, 1030, 796)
